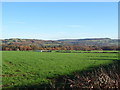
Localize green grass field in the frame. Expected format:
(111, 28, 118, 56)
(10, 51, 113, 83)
(2, 51, 118, 88)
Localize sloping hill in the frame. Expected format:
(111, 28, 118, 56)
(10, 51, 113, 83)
(1, 38, 118, 47)
(57, 38, 118, 46)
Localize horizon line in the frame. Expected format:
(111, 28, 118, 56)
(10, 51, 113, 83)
(0, 37, 118, 40)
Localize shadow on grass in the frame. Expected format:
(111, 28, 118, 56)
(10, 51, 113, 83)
(88, 55, 119, 61)
(50, 60, 120, 89)
(2, 61, 120, 89)
(90, 59, 119, 61)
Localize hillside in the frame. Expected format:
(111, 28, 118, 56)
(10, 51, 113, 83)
(57, 38, 118, 46)
(1, 38, 118, 47)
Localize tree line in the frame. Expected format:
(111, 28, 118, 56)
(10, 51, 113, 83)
(1, 44, 119, 51)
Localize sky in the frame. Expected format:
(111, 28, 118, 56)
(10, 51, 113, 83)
(2, 2, 118, 40)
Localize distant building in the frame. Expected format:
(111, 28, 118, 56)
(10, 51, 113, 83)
(16, 49, 20, 51)
(35, 50, 51, 52)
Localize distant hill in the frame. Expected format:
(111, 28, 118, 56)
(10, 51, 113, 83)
(57, 38, 118, 46)
(58, 38, 111, 41)
(1, 38, 119, 47)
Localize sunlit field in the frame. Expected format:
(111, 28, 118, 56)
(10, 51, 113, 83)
(2, 51, 118, 88)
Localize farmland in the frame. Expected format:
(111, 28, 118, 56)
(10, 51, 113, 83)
(2, 51, 119, 88)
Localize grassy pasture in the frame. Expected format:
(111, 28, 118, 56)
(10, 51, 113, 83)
(2, 51, 118, 88)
